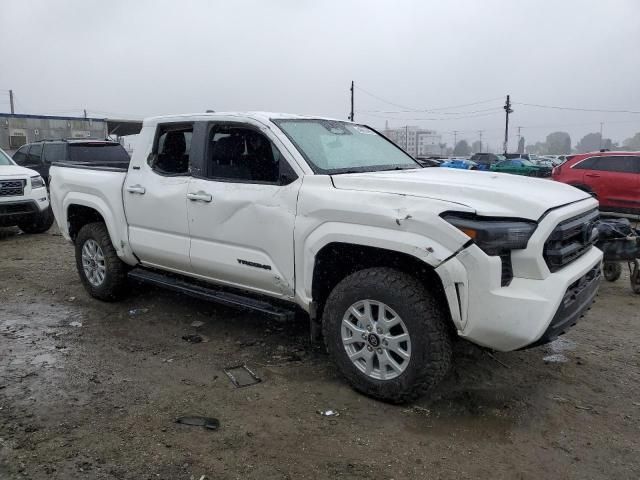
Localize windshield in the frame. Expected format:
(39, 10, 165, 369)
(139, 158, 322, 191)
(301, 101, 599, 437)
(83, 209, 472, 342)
(0, 148, 14, 166)
(68, 143, 130, 163)
(273, 119, 419, 174)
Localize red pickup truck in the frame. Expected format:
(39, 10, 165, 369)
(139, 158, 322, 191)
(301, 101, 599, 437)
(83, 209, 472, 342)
(552, 151, 640, 216)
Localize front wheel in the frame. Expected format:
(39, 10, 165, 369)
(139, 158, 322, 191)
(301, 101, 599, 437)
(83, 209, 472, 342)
(18, 206, 54, 234)
(75, 222, 128, 301)
(322, 267, 452, 404)
(603, 262, 622, 282)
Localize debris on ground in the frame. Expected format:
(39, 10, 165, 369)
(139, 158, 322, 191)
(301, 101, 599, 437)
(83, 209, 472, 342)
(317, 409, 340, 417)
(67, 296, 76, 302)
(543, 353, 568, 363)
(175, 416, 220, 430)
(224, 365, 261, 388)
(128, 308, 149, 316)
(69, 321, 82, 328)
(191, 320, 205, 328)
(182, 334, 203, 344)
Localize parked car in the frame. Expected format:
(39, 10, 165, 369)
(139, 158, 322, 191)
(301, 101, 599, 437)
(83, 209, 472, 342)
(541, 155, 567, 166)
(470, 152, 505, 169)
(49, 112, 602, 403)
(440, 158, 478, 170)
(491, 158, 552, 177)
(0, 146, 53, 233)
(552, 151, 640, 215)
(12, 139, 130, 185)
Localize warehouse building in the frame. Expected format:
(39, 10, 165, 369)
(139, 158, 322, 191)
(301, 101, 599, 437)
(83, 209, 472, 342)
(0, 113, 142, 153)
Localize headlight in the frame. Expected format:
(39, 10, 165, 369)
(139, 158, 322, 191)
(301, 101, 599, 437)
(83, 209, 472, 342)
(442, 213, 536, 255)
(31, 175, 45, 189)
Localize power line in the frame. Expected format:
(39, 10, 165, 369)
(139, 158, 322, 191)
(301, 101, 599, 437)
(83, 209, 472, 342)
(360, 111, 503, 122)
(514, 102, 640, 114)
(360, 106, 503, 115)
(355, 85, 504, 114)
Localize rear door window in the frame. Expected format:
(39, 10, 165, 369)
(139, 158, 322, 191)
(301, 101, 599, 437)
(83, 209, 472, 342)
(42, 143, 66, 164)
(591, 156, 636, 173)
(67, 143, 130, 164)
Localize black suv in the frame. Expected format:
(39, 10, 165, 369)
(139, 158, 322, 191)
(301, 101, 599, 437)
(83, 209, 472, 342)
(12, 139, 130, 185)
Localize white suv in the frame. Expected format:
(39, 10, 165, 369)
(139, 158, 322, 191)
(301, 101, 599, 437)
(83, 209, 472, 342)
(0, 147, 53, 233)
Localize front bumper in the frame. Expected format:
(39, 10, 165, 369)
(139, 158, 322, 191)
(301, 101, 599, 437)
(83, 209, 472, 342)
(0, 200, 40, 226)
(436, 243, 603, 351)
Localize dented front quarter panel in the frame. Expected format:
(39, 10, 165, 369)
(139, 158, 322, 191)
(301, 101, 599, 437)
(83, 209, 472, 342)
(294, 175, 471, 307)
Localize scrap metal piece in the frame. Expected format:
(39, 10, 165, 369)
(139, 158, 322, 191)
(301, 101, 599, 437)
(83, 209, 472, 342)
(224, 365, 261, 388)
(175, 416, 220, 430)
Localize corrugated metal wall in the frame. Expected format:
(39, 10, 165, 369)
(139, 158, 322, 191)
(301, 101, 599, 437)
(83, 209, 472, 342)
(0, 115, 108, 153)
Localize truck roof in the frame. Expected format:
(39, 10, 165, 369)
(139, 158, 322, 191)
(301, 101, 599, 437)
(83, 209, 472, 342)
(142, 111, 346, 127)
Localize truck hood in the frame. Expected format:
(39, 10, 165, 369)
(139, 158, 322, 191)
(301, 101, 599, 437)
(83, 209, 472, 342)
(0, 165, 37, 178)
(331, 168, 591, 220)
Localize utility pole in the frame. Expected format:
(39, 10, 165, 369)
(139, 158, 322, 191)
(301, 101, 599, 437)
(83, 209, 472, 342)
(349, 81, 354, 122)
(83, 109, 87, 119)
(599, 122, 604, 149)
(477, 130, 483, 153)
(9, 90, 14, 114)
(453, 130, 458, 149)
(503, 94, 513, 154)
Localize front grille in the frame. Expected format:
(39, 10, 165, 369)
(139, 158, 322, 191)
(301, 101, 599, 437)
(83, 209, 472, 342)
(544, 208, 599, 272)
(0, 179, 25, 197)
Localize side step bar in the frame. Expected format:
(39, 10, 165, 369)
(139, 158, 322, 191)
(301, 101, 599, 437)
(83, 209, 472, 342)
(128, 268, 295, 321)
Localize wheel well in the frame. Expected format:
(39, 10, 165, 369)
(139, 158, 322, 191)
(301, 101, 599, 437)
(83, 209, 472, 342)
(67, 205, 105, 241)
(312, 242, 449, 321)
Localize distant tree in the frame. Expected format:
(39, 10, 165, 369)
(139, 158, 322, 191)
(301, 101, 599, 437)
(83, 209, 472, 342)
(438, 142, 447, 155)
(517, 137, 525, 154)
(471, 140, 482, 153)
(546, 132, 571, 154)
(453, 140, 471, 156)
(623, 132, 640, 150)
(576, 132, 615, 153)
(525, 142, 546, 154)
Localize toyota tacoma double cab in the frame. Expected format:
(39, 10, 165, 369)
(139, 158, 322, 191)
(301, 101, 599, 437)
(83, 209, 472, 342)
(0, 146, 53, 233)
(49, 112, 603, 403)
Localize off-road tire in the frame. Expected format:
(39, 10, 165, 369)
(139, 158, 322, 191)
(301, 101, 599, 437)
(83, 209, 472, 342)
(17, 206, 54, 234)
(603, 262, 622, 282)
(75, 222, 128, 301)
(322, 267, 452, 404)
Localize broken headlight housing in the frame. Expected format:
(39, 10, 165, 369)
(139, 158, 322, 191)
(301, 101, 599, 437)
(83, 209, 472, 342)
(442, 213, 537, 287)
(442, 213, 537, 256)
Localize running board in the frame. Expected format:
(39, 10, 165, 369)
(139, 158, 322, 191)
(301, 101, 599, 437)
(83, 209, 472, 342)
(128, 268, 295, 321)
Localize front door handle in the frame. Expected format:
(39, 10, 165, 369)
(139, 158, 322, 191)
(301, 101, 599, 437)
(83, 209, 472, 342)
(187, 191, 212, 203)
(126, 184, 146, 194)
(585, 173, 601, 178)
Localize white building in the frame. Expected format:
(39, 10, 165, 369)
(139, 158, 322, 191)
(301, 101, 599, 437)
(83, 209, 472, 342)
(381, 125, 442, 157)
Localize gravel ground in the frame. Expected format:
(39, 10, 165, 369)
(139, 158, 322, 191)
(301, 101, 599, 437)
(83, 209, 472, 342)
(1, 226, 639, 479)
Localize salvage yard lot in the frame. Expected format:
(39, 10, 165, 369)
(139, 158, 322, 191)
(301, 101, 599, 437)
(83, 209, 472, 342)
(1, 227, 639, 480)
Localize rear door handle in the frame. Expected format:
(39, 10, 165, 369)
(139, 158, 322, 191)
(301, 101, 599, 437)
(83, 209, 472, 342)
(585, 173, 600, 178)
(187, 191, 212, 203)
(126, 184, 146, 194)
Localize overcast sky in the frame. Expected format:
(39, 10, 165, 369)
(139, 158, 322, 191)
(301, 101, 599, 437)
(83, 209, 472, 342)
(1, 0, 639, 150)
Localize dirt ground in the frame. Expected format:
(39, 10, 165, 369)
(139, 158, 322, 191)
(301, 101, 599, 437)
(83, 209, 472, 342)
(1, 226, 639, 480)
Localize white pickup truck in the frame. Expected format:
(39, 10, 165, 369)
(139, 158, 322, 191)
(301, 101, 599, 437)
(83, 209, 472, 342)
(49, 112, 602, 402)
(0, 147, 53, 233)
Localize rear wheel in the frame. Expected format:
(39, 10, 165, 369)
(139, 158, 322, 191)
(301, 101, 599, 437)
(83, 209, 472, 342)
(631, 261, 640, 294)
(75, 222, 128, 301)
(18, 206, 54, 234)
(603, 262, 622, 282)
(322, 267, 452, 404)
